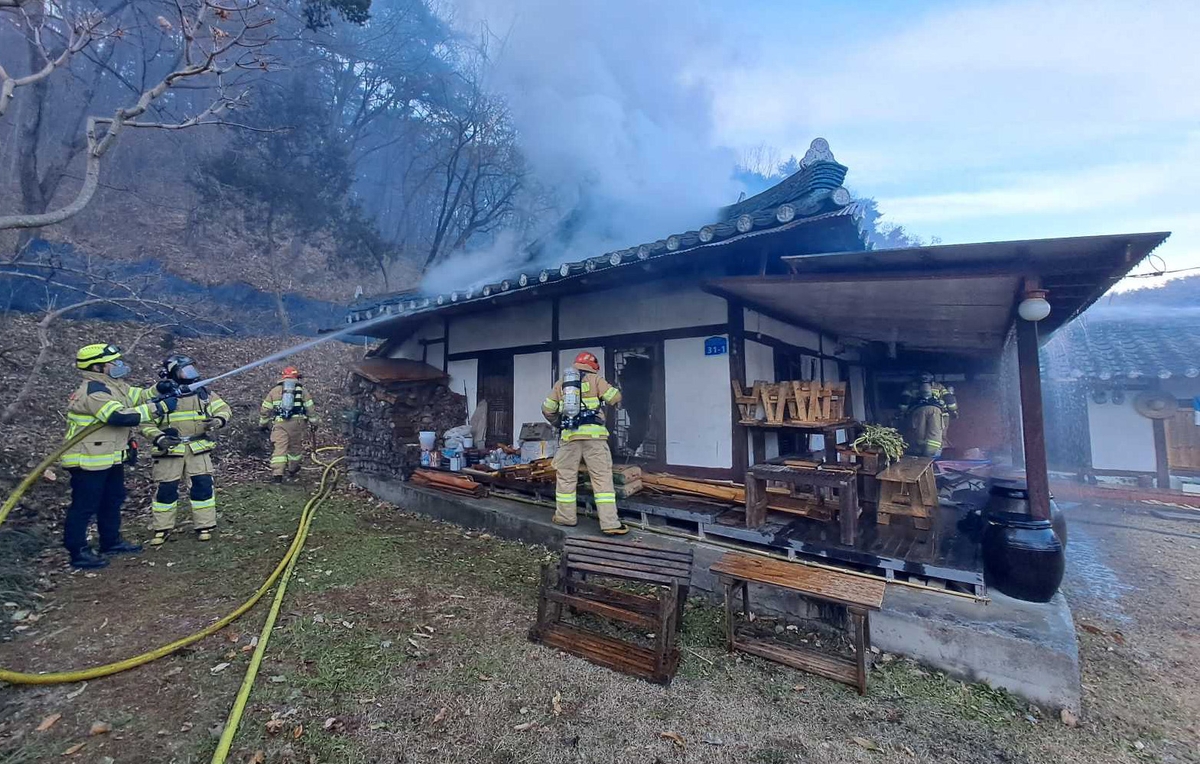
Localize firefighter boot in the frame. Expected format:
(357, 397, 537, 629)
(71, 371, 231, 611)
(196, 528, 213, 542)
(149, 531, 169, 547)
(70, 548, 109, 569)
(100, 538, 143, 555)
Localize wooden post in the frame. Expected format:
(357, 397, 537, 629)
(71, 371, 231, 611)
(728, 300, 749, 475)
(1016, 318, 1051, 521)
(1153, 418, 1171, 489)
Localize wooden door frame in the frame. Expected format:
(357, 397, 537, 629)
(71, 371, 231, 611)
(476, 351, 515, 448)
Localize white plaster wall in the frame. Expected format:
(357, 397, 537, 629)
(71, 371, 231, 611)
(559, 281, 726, 340)
(447, 359, 478, 418)
(513, 352, 553, 446)
(665, 336, 733, 468)
(744, 339, 779, 459)
(1087, 398, 1156, 472)
(449, 300, 552, 354)
(850, 366, 867, 421)
(823, 359, 841, 384)
(744, 308, 821, 351)
(386, 319, 444, 361)
(559, 347, 605, 378)
(426, 342, 445, 371)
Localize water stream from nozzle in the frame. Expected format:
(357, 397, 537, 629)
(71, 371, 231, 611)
(187, 310, 400, 391)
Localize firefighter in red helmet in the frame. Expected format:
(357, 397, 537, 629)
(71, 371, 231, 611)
(541, 352, 626, 534)
(259, 366, 319, 482)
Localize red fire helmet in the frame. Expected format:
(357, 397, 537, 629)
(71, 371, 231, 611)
(573, 351, 599, 372)
(282, 366, 301, 380)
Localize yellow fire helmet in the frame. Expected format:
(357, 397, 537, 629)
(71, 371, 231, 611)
(75, 342, 123, 370)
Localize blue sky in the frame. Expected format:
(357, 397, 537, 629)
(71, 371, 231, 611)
(704, 0, 1199, 286)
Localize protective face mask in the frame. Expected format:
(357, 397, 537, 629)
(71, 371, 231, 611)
(108, 360, 131, 379)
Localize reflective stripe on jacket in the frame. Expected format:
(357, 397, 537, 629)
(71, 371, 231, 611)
(542, 373, 622, 442)
(142, 391, 232, 457)
(259, 383, 319, 426)
(62, 372, 154, 470)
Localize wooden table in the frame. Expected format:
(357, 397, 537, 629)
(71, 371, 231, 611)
(875, 456, 938, 530)
(745, 461, 861, 545)
(710, 552, 886, 695)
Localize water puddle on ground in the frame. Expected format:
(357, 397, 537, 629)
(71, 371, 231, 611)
(1065, 524, 1135, 626)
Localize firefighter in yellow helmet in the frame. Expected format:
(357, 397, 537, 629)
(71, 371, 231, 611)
(899, 372, 959, 458)
(259, 366, 319, 482)
(62, 343, 177, 569)
(141, 355, 232, 545)
(541, 352, 626, 535)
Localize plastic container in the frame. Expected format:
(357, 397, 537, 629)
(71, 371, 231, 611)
(419, 431, 436, 451)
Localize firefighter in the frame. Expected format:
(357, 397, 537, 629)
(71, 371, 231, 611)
(142, 355, 232, 545)
(899, 372, 959, 458)
(259, 366, 319, 482)
(62, 343, 176, 568)
(541, 351, 627, 535)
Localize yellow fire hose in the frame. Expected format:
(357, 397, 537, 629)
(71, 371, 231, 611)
(0, 425, 345, 688)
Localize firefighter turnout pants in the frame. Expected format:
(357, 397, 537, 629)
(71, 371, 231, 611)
(552, 439, 621, 531)
(908, 404, 946, 458)
(269, 419, 307, 477)
(151, 452, 216, 532)
(64, 465, 127, 554)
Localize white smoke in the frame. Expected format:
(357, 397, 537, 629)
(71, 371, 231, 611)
(427, 0, 744, 290)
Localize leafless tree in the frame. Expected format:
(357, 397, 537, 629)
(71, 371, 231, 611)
(0, 256, 231, 424)
(0, 0, 277, 233)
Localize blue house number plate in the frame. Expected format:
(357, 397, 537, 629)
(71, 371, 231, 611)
(704, 336, 728, 356)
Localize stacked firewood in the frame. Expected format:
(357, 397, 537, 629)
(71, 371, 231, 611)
(346, 374, 466, 476)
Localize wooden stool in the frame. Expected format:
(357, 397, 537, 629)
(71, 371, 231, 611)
(876, 456, 937, 530)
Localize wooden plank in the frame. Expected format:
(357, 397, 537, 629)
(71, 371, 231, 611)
(566, 551, 692, 579)
(710, 553, 886, 609)
(542, 589, 657, 630)
(733, 635, 859, 687)
(534, 623, 670, 683)
(568, 560, 678, 586)
(875, 456, 935, 484)
(564, 537, 694, 563)
(564, 579, 660, 613)
(564, 546, 694, 574)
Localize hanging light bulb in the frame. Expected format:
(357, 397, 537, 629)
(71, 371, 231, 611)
(1017, 289, 1051, 322)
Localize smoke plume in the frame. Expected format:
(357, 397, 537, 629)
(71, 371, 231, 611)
(423, 0, 743, 293)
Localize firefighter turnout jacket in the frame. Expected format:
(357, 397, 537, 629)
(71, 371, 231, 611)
(141, 390, 232, 458)
(63, 372, 158, 470)
(899, 381, 959, 418)
(541, 373, 622, 441)
(259, 382, 319, 427)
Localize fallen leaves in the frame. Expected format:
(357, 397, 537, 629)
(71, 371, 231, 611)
(37, 713, 62, 732)
(249, 751, 265, 764)
(66, 683, 88, 700)
(513, 721, 537, 732)
(660, 731, 686, 748)
(266, 718, 286, 735)
(61, 741, 86, 756)
(1060, 708, 1080, 728)
(323, 717, 345, 734)
(88, 722, 112, 736)
(432, 707, 447, 725)
(210, 662, 230, 675)
(552, 691, 563, 717)
(293, 724, 304, 739)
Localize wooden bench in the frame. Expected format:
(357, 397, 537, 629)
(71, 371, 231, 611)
(529, 536, 693, 684)
(710, 552, 886, 695)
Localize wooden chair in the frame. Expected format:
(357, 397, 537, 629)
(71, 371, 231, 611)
(529, 536, 694, 684)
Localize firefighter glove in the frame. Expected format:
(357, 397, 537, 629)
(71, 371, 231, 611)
(156, 379, 177, 396)
(155, 428, 182, 449)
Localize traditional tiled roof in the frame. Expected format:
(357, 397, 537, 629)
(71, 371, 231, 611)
(1042, 313, 1200, 382)
(346, 138, 866, 326)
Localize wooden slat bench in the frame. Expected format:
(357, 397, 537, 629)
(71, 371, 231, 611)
(529, 536, 694, 684)
(710, 552, 886, 695)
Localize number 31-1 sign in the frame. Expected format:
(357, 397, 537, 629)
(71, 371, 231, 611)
(704, 337, 728, 357)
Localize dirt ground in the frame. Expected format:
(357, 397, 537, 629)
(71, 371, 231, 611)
(0, 482, 1198, 763)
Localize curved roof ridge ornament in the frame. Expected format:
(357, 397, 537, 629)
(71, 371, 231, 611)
(799, 137, 836, 169)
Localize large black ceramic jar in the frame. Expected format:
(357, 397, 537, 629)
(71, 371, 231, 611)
(987, 479, 1068, 547)
(982, 512, 1065, 602)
